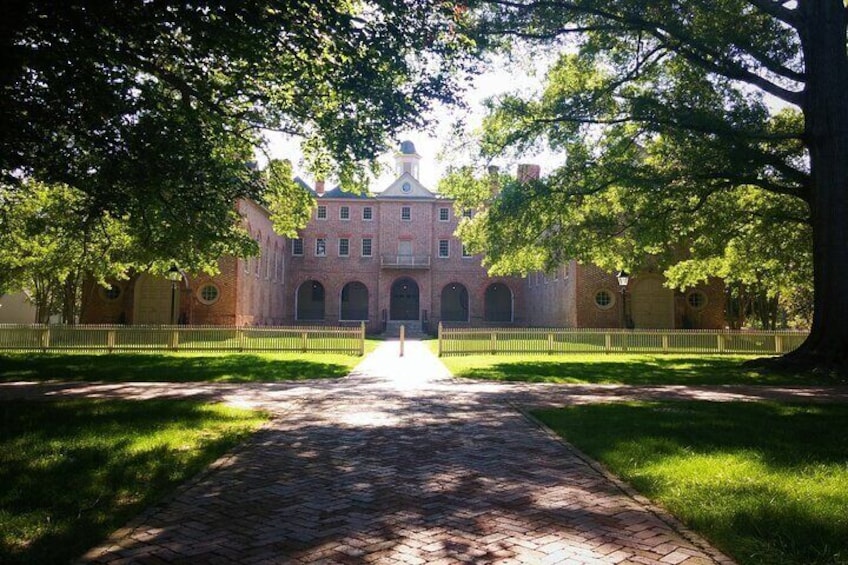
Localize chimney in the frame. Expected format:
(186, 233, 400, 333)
(517, 163, 541, 183)
(315, 179, 325, 196)
(487, 165, 500, 197)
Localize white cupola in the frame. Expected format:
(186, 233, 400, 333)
(395, 140, 421, 179)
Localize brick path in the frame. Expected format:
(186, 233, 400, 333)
(3, 342, 844, 564)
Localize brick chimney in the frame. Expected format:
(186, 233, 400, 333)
(488, 165, 500, 197)
(517, 163, 541, 182)
(315, 179, 325, 196)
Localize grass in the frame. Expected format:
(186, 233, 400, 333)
(534, 401, 848, 565)
(438, 352, 844, 386)
(0, 399, 267, 564)
(0, 345, 378, 383)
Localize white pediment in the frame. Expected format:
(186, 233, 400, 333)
(377, 173, 436, 199)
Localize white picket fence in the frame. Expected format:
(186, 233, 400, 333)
(437, 324, 808, 356)
(0, 323, 366, 355)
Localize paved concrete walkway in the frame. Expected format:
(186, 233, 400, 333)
(3, 342, 844, 564)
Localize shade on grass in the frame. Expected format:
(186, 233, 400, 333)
(441, 353, 844, 386)
(0, 349, 369, 383)
(0, 399, 267, 564)
(534, 402, 848, 565)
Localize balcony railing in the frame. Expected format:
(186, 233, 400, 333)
(380, 254, 431, 269)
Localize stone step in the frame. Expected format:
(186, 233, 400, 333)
(383, 321, 428, 338)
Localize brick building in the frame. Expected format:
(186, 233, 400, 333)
(83, 141, 723, 331)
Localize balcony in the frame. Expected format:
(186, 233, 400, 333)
(381, 254, 431, 269)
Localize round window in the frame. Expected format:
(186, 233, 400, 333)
(101, 284, 121, 301)
(687, 291, 707, 310)
(401, 182, 412, 193)
(595, 289, 615, 310)
(198, 284, 220, 305)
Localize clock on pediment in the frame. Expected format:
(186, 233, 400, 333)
(401, 182, 412, 193)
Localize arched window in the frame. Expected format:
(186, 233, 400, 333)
(441, 283, 469, 322)
(340, 282, 369, 320)
(484, 283, 513, 323)
(296, 280, 325, 320)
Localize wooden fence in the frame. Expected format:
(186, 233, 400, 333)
(437, 324, 808, 356)
(0, 323, 366, 355)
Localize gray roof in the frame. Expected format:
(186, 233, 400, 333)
(293, 176, 316, 196)
(321, 185, 373, 199)
(399, 140, 416, 155)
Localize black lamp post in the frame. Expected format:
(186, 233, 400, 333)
(616, 270, 630, 329)
(166, 265, 183, 325)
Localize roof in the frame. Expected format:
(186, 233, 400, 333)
(399, 140, 417, 155)
(321, 185, 373, 199)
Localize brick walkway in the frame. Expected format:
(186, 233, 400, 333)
(3, 343, 844, 564)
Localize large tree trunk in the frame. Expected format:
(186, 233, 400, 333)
(786, 0, 848, 374)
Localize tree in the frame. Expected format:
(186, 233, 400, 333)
(447, 0, 846, 372)
(0, 0, 472, 267)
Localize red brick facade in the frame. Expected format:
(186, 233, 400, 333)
(83, 144, 724, 331)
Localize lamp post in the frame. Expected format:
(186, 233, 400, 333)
(616, 270, 630, 329)
(166, 265, 183, 325)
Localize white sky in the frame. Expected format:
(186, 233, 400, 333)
(259, 54, 561, 193)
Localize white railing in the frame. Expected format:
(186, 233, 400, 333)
(0, 323, 366, 355)
(437, 323, 808, 356)
(380, 254, 431, 268)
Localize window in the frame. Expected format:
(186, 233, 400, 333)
(595, 290, 615, 310)
(362, 238, 373, 257)
(462, 208, 473, 219)
(255, 248, 260, 276)
(439, 207, 449, 221)
(340, 206, 350, 220)
(315, 238, 327, 257)
(244, 257, 250, 273)
(439, 239, 449, 258)
(462, 244, 472, 257)
(401, 206, 411, 221)
(100, 284, 121, 301)
(687, 291, 707, 310)
(292, 239, 303, 256)
(363, 206, 373, 220)
(198, 284, 220, 305)
(339, 238, 350, 257)
(317, 205, 327, 220)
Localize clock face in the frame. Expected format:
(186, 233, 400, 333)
(401, 182, 412, 193)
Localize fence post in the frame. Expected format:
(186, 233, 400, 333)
(604, 333, 611, 353)
(622, 331, 628, 353)
(491, 332, 497, 355)
(775, 334, 783, 354)
(547, 332, 554, 355)
(41, 326, 50, 352)
(107, 329, 116, 353)
(169, 328, 179, 351)
(438, 322, 443, 357)
(237, 327, 245, 352)
(301, 331, 308, 353)
(662, 334, 669, 353)
(360, 321, 366, 356)
(400, 325, 405, 357)
(717, 333, 725, 353)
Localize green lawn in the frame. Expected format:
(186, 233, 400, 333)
(534, 401, 848, 565)
(0, 399, 267, 564)
(0, 345, 377, 383)
(439, 352, 844, 386)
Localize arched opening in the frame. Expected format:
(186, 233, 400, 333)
(630, 276, 674, 328)
(484, 283, 513, 323)
(340, 282, 369, 321)
(390, 278, 419, 320)
(296, 280, 325, 321)
(133, 273, 175, 324)
(441, 283, 469, 322)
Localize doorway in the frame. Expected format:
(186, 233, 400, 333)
(390, 278, 419, 320)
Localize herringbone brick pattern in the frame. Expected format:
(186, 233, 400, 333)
(73, 342, 737, 564)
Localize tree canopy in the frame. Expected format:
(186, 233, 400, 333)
(443, 0, 846, 371)
(0, 0, 472, 270)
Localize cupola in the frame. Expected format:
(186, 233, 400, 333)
(395, 140, 421, 179)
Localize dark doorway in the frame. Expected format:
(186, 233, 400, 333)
(390, 278, 420, 320)
(484, 283, 513, 323)
(340, 281, 369, 320)
(296, 280, 325, 320)
(441, 283, 469, 322)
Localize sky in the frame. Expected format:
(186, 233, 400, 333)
(258, 54, 560, 193)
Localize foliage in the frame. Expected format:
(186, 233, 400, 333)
(261, 160, 316, 238)
(536, 401, 848, 564)
(0, 399, 266, 564)
(446, 0, 847, 366)
(0, 0, 474, 264)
